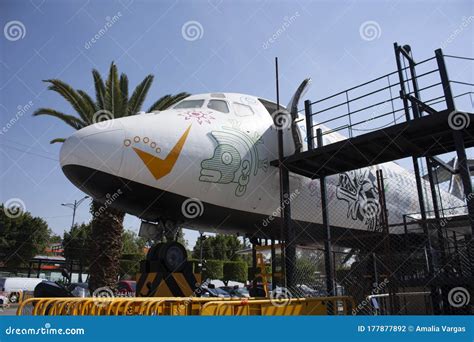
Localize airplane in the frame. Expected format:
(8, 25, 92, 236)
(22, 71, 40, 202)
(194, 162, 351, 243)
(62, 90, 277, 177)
(59, 83, 469, 251)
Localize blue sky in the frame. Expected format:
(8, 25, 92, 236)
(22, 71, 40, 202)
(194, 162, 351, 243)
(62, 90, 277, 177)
(0, 0, 473, 248)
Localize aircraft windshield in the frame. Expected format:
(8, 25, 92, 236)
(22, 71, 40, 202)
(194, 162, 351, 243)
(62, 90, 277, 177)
(174, 99, 205, 109)
(208, 100, 229, 113)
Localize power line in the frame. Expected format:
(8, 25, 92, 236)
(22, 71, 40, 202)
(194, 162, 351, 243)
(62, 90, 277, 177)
(1, 137, 58, 156)
(0, 143, 59, 161)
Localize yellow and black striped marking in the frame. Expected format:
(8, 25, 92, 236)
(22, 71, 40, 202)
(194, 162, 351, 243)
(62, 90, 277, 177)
(136, 272, 202, 297)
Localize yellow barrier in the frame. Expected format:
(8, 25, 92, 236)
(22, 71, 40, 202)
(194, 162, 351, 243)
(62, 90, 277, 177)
(17, 296, 355, 316)
(200, 296, 355, 316)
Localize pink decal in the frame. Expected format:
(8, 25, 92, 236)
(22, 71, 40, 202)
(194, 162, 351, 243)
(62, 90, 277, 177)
(179, 111, 215, 125)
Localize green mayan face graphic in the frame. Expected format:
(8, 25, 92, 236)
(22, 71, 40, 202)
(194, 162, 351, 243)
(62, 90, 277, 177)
(200, 121, 268, 196)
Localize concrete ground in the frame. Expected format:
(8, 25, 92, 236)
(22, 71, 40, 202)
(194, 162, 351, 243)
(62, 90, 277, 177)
(0, 304, 18, 315)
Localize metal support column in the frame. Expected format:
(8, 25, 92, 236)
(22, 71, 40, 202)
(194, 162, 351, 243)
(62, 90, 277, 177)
(377, 169, 399, 314)
(435, 49, 455, 110)
(275, 57, 295, 289)
(395, 42, 439, 313)
(252, 242, 257, 291)
(317, 128, 335, 313)
(304, 100, 314, 150)
(394, 43, 412, 122)
(427, 157, 449, 313)
(271, 239, 276, 290)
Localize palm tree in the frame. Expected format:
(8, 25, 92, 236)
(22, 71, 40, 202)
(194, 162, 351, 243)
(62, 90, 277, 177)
(34, 62, 189, 290)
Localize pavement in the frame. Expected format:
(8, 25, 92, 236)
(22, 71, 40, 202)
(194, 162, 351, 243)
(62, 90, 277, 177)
(0, 304, 18, 315)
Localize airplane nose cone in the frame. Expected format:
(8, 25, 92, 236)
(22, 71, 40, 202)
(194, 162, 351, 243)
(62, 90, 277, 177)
(60, 120, 125, 182)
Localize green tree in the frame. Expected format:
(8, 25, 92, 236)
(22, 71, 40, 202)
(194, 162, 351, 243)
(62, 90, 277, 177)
(120, 230, 146, 279)
(34, 62, 188, 290)
(192, 234, 243, 261)
(49, 235, 62, 244)
(223, 261, 247, 285)
(192, 235, 214, 260)
(203, 260, 223, 280)
(62, 222, 92, 278)
(0, 205, 51, 269)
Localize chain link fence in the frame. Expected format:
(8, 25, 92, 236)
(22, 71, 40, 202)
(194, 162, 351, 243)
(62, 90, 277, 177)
(274, 156, 473, 315)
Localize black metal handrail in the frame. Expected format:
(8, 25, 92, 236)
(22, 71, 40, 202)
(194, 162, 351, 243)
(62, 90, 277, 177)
(304, 50, 473, 149)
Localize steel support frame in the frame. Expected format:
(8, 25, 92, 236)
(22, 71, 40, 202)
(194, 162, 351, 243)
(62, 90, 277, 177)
(275, 58, 296, 289)
(394, 42, 441, 314)
(436, 48, 474, 279)
(317, 128, 335, 314)
(377, 169, 399, 314)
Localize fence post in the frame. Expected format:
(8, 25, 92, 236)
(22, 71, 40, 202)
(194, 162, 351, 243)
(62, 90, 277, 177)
(304, 100, 313, 150)
(317, 128, 335, 314)
(435, 49, 455, 111)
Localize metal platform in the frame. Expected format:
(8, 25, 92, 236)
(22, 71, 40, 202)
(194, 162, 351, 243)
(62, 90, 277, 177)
(273, 109, 474, 178)
(272, 43, 474, 314)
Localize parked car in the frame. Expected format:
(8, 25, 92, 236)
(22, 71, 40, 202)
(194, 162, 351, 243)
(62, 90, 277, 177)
(0, 277, 46, 303)
(117, 280, 136, 296)
(0, 293, 9, 307)
(220, 286, 250, 298)
(295, 284, 319, 297)
(200, 287, 231, 298)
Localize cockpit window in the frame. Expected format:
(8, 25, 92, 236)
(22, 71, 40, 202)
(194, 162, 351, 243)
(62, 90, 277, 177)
(173, 99, 205, 109)
(208, 100, 229, 113)
(233, 102, 254, 117)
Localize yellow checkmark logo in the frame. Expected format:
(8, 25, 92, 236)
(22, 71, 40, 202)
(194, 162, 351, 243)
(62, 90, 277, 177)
(132, 125, 191, 180)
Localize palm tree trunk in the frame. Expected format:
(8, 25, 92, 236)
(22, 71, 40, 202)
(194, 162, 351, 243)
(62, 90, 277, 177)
(88, 200, 125, 290)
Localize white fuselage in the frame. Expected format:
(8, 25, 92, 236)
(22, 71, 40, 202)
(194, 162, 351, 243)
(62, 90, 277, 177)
(60, 93, 466, 239)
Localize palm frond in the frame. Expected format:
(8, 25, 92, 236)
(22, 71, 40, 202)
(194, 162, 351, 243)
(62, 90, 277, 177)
(147, 95, 171, 112)
(105, 62, 122, 116)
(43, 79, 91, 124)
(92, 69, 106, 109)
(33, 108, 86, 130)
(50, 138, 66, 144)
(77, 90, 97, 122)
(147, 92, 190, 112)
(119, 73, 129, 115)
(127, 75, 154, 115)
